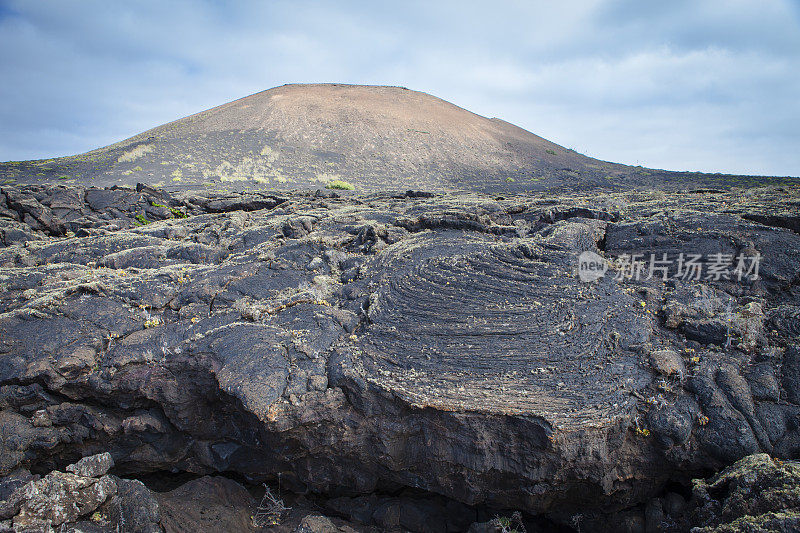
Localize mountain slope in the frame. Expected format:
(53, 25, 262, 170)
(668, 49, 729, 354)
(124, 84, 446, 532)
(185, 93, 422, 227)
(1, 84, 795, 192)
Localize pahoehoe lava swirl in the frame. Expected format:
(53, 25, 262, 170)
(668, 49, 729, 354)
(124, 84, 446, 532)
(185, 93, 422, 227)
(356, 231, 652, 427)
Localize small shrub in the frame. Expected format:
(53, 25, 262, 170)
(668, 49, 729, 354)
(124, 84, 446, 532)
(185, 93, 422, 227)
(134, 214, 151, 225)
(496, 511, 526, 533)
(505, 177, 515, 182)
(252, 484, 290, 527)
(58, 175, 71, 180)
(169, 206, 188, 218)
(545, 149, 557, 156)
(150, 201, 187, 218)
(117, 144, 153, 163)
(325, 179, 355, 190)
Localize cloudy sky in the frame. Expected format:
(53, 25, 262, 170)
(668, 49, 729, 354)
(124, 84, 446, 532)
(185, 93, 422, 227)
(1, 0, 798, 176)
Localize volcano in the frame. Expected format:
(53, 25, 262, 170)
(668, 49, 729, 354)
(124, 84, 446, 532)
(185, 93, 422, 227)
(1, 84, 792, 192)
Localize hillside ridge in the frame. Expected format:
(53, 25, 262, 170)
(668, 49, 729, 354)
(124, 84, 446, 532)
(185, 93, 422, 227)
(1, 84, 796, 192)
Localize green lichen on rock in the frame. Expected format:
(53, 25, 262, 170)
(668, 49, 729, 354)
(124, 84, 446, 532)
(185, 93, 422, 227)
(698, 511, 800, 533)
(691, 454, 800, 532)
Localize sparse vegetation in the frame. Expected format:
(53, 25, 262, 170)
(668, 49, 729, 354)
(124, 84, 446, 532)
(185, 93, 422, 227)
(252, 484, 290, 527)
(117, 144, 153, 162)
(169, 206, 187, 218)
(546, 149, 557, 155)
(134, 214, 151, 225)
(496, 512, 526, 533)
(325, 179, 355, 190)
(260, 145, 279, 162)
(151, 201, 188, 218)
(505, 177, 515, 182)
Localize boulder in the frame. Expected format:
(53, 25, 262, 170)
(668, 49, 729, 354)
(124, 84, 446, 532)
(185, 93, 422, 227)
(650, 349, 685, 377)
(65, 453, 114, 479)
(689, 453, 800, 532)
(155, 476, 254, 533)
(13, 472, 116, 528)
